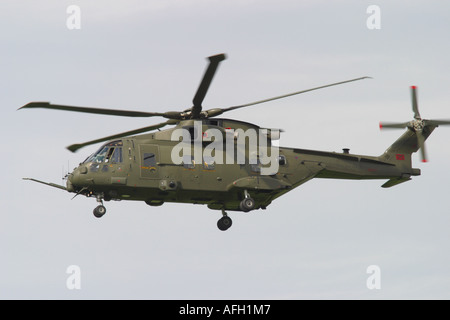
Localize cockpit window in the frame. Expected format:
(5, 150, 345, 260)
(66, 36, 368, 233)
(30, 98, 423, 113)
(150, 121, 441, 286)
(84, 140, 123, 163)
(91, 146, 109, 163)
(111, 147, 123, 163)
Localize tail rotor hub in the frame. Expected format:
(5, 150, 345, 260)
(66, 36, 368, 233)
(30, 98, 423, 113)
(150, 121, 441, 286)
(380, 85, 450, 162)
(412, 119, 424, 131)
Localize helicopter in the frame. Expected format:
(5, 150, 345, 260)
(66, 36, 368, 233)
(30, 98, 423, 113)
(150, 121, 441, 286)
(20, 53, 450, 231)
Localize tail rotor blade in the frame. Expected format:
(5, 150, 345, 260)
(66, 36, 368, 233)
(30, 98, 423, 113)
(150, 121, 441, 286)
(425, 119, 450, 126)
(411, 86, 421, 120)
(379, 121, 410, 130)
(417, 131, 428, 162)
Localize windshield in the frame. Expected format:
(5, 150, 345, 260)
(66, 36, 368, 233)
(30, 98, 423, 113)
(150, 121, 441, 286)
(84, 140, 123, 163)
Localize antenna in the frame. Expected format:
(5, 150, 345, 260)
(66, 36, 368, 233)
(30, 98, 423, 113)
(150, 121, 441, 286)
(62, 160, 70, 182)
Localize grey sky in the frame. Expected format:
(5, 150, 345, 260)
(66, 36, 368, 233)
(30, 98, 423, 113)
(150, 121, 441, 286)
(2, 0, 450, 299)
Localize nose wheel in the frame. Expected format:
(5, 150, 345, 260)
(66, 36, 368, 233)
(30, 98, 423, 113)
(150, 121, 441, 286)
(93, 205, 106, 218)
(93, 194, 107, 218)
(217, 209, 232, 231)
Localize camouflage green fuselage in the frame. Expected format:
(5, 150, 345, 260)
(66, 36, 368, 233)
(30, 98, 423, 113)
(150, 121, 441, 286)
(67, 118, 426, 211)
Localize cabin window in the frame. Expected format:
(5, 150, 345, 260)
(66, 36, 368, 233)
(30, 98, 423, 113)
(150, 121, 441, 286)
(140, 145, 159, 178)
(143, 153, 156, 169)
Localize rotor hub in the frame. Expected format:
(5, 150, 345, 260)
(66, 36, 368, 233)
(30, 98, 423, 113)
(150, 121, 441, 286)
(411, 119, 425, 131)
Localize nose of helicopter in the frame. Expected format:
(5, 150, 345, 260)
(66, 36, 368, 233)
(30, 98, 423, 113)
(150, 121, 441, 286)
(66, 165, 89, 192)
(66, 173, 75, 192)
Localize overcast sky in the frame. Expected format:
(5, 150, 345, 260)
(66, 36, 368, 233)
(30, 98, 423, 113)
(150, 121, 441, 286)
(2, 0, 450, 299)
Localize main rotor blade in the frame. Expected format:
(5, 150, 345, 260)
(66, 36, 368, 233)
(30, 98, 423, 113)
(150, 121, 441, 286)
(191, 54, 227, 118)
(416, 130, 428, 162)
(19, 102, 172, 118)
(217, 77, 371, 114)
(67, 120, 177, 153)
(411, 86, 421, 120)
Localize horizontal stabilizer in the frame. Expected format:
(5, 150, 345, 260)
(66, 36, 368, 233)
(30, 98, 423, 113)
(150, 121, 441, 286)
(381, 177, 411, 188)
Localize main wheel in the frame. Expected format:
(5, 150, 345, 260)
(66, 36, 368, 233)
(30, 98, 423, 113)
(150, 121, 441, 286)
(217, 216, 232, 231)
(239, 197, 255, 212)
(93, 205, 106, 218)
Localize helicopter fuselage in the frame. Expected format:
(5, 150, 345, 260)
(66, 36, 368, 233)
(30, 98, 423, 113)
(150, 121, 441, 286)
(66, 118, 422, 212)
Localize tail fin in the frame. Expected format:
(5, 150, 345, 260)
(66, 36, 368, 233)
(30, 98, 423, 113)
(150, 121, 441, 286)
(377, 86, 449, 184)
(379, 126, 436, 174)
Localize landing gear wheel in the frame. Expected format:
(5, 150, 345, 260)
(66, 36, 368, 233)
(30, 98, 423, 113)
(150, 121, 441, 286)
(93, 205, 106, 218)
(217, 216, 232, 231)
(239, 197, 255, 212)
